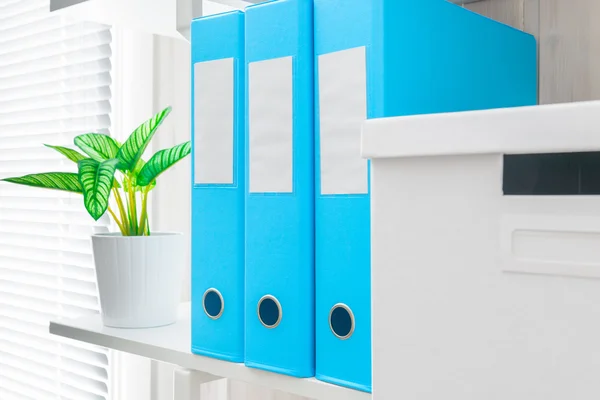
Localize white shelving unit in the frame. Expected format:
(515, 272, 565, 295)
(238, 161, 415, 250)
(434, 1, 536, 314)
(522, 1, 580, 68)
(50, 303, 371, 400)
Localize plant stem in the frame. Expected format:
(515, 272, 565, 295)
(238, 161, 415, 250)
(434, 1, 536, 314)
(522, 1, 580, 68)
(127, 176, 138, 235)
(112, 186, 128, 235)
(108, 207, 126, 235)
(145, 214, 150, 236)
(138, 189, 149, 236)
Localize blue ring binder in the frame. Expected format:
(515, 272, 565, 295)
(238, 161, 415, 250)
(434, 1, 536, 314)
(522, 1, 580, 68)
(314, 0, 537, 393)
(191, 10, 246, 363)
(244, 0, 315, 378)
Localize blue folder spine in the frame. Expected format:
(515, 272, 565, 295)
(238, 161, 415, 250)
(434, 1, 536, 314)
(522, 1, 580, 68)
(314, 0, 537, 393)
(191, 11, 245, 362)
(244, 0, 315, 378)
(314, 0, 373, 393)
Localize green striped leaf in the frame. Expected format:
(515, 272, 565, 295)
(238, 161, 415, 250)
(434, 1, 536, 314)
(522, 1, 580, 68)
(44, 144, 87, 163)
(41, 145, 124, 190)
(116, 106, 172, 171)
(74, 133, 121, 162)
(2, 173, 82, 193)
(78, 158, 119, 220)
(137, 142, 191, 186)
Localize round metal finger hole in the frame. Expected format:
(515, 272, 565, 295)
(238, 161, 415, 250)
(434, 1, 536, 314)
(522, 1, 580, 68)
(203, 288, 224, 320)
(329, 303, 355, 340)
(257, 295, 282, 329)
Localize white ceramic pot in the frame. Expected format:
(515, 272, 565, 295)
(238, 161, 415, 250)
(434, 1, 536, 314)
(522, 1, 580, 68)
(91, 232, 185, 328)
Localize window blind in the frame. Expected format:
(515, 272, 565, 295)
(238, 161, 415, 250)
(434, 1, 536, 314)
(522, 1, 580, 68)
(0, 0, 112, 399)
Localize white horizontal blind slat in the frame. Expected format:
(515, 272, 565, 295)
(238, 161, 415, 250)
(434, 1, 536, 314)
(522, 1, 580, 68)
(0, 66, 112, 99)
(0, 1, 111, 399)
(0, 115, 111, 139)
(0, 386, 37, 400)
(0, 21, 109, 52)
(0, 373, 57, 400)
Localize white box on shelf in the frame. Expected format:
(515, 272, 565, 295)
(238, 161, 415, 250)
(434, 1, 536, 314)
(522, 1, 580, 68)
(362, 101, 600, 400)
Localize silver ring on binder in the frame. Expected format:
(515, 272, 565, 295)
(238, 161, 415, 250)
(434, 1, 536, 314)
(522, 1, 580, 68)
(329, 303, 355, 340)
(257, 294, 282, 329)
(202, 288, 224, 320)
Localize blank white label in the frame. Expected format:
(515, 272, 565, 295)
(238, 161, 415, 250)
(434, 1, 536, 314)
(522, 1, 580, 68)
(249, 57, 293, 193)
(194, 58, 234, 184)
(319, 46, 368, 195)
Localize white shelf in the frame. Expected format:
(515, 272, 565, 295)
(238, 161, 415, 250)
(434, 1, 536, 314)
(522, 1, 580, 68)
(49, 303, 370, 400)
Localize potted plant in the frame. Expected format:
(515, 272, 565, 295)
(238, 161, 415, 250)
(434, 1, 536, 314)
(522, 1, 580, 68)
(1, 106, 189, 328)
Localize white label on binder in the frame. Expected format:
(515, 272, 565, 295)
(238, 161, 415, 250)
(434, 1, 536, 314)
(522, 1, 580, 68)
(249, 56, 293, 193)
(194, 58, 234, 184)
(319, 46, 368, 195)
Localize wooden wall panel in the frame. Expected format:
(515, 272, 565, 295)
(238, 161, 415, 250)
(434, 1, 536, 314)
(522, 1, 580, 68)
(464, 0, 525, 30)
(464, 0, 600, 105)
(539, 0, 600, 104)
(523, 0, 539, 36)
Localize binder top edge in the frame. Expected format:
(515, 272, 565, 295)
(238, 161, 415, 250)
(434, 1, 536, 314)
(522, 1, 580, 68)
(245, 0, 289, 12)
(192, 9, 244, 23)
